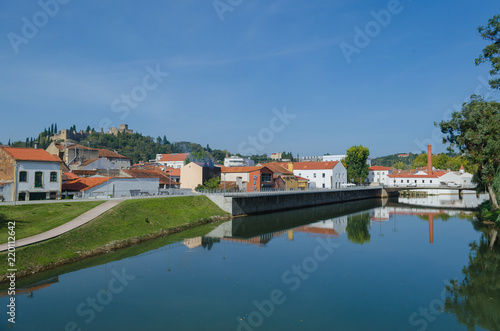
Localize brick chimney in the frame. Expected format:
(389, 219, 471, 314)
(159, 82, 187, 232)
(427, 145, 433, 175)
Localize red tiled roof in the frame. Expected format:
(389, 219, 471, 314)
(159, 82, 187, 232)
(370, 166, 392, 171)
(122, 169, 179, 185)
(62, 177, 110, 191)
(2, 147, 61, 162)
(261, 163, 293, 175)
(293, 161, 339, 170)
(62, 172, 79, 181)
(163, 167, 181, 176)
(296, 176, 308, 181)
(388, 170, 448, 179)
(158, 153, 189, 162)
(97, 149, 130, 159)
(221, 166, 263, 173)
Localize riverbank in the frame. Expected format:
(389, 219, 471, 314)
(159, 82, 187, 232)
(0, 196, 230, 282)
(0, 201, 104, 244)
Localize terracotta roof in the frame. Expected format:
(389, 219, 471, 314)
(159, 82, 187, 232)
(158, 153, 189, 162)
(62, 172, 79, 181)
(62, 177, 110, 191)
(293, 161, 339, 170)
(97, 149, 130, 159)
(80, 158, 99, 167)
(388, 170, 448, 179)
(296, 176, 308, 181)
(221, 166, 263, 173)
(2, 147, 62, 162)
(261, 163, 293, 175)
(370, 166, 392, 171)
(123, 169, 179, 185)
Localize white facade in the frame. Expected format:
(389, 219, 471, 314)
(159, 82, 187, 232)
(224, 156, 255, 167)
(293, 163, 347, 189)
(0, 183, 13, 202)
(16, 161, 61, 200)
(73, 158, 130, 171)
(366, 167, 393, 186)
(322, 155, 346, 162)
(78, 177, 159, 198)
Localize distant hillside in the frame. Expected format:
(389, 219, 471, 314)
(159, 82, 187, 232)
(2, 123, 229, 165)
(371, 153, 419, 169)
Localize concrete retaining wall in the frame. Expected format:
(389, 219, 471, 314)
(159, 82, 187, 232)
(208, 188, 384, 216)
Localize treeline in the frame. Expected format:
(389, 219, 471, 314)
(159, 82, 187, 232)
(371, 152, 472, 172)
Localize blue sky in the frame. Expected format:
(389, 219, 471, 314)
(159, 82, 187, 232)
(1, 0, 499, 157)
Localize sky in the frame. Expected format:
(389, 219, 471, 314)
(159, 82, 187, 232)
(0, 1, 499, 158)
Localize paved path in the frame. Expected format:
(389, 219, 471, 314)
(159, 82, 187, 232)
(0, 199, 124, 252)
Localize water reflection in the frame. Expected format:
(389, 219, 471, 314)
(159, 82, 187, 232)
(445, 233, 500, 331)
(398, 193, 489, 209)
(1, 200, 496, 330)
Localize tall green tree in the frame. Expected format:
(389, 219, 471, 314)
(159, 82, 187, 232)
(476, 14, 500, 89)
(343, 145, 370, 184)
(437, 95, 500, 209)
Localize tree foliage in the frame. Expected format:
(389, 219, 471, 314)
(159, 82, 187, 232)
(476, 14, 500, 89)
(346, 213, 371, 245)
(445, 237, 500, 331)
(343, 145, 370, 184)
(195, 176, 221, 191)
(437, 95, 500, 209)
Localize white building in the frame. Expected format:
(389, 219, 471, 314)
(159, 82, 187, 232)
(365, 166, 393, 186)
(63, 176, 159, 198)
(323, 155, 346, 162)
(224, 156, 255, 167)
(156, 153, 189, 169)
(292, 161, 347, 189)
(0, 147, 62, 201)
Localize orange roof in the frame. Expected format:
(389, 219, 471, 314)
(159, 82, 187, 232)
(388, 170, 448, 179)
(158, 153, 189, 162)
(123, 169, 179, 185)
(162, 167, 181, 176)
(221, 166, 263, 173)
(370, 166, 392, 171)
(62, 172, 79, 181)
(296, 176, 308, 181)
(261, 163, 293, 175)
(62, 177, 110, 191)
(97, 149, 130, 159)
(80, 158, 99, 167)
(293, 161, 339, 170)
(2, 147, 61, 162)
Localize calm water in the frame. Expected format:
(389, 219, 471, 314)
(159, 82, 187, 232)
(2, 198, 499, 331)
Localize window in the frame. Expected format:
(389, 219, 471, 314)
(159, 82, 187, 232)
(401, 180, 403, 183)
(322, 183, 325, 188)
(314, 173, 316, 178)
(422, 180, 425, 184)
(19, 171, 27, 182)
(50, 172, 58, 182)
(261, 173, 272, 182)
(322, 173, 325, 178)
(430, 180, 433, 184)
(35, 171, 43, 188)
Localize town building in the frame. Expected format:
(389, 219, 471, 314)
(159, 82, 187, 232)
(156, 153, 189, 169)
(180, 162, 221, 190)
(323, 155, 346, 162)
(270, 152, 282, 160)
(62, 175, 159, 198)
(292, 161, 347, 189)
(220, 166, 274, 192)
(0, 147, 62, 201)
(224, 156, 255, 167)
(365, 166, 393, 186)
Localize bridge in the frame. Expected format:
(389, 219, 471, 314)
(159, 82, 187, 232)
(384, 185, 477, 197)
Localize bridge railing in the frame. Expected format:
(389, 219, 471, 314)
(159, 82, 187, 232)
(197, 186, 377, 197)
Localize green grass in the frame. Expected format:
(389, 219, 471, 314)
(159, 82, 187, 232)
(0, 196, 228, 277)
(0, 201, 104, 244)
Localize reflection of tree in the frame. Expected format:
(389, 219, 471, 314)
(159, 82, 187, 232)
(346, 213, 371, 245)
(445, 236, 500, 331)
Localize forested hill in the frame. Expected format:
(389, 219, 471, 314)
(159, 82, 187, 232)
(1, 124, 228, 165)
(371, 153, 419, 169)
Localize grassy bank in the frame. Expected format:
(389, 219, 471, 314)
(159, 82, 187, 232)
(0, 196, 229, 280)
(0, 201, 104, 244)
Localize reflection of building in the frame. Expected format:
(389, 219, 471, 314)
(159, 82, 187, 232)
(0, 276, 58, 298)
(370, 208, 390, 221)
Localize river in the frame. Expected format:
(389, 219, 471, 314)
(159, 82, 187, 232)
(1, 195, 498, 331)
